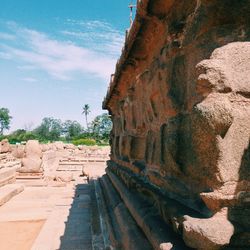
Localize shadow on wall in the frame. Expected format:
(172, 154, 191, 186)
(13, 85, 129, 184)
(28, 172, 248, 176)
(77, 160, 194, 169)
(227, 139, 250, 248)
(59, 183, 102, 250)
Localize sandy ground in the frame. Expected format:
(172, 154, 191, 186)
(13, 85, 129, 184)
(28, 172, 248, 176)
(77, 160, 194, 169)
(0, 220, 45, 250)
(84, 162, 106, 179)
(0, 163, 106, 250)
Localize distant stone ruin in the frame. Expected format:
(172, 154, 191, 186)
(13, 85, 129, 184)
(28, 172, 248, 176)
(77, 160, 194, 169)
(101, 1, 250, 249)
(0, 139, 109, 249)
(0, 139, 24, 206)
(17, 140, 44, 178)
(0, 139, 110, 207)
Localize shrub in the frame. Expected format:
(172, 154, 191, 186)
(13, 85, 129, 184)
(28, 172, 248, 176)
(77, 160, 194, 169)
(7, 130, 38, 144)
(72, 138, 96, 146)
(0, 135, 6, 141)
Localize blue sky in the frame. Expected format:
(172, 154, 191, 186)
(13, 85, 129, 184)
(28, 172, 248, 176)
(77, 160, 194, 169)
(0, 0, 134, 132)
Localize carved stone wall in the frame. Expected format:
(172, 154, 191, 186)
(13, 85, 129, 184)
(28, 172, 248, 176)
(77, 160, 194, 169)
(103, 1, 250, 249)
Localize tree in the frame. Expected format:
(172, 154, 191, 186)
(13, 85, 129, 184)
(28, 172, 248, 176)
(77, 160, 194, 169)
(0, 108, 12, 135)
(34, 117, 62, 141)
(90, 113, 112, 140)
(63, 120, 82, 139)
(7, 129, 37, 143)
(82, 104, 90, 129)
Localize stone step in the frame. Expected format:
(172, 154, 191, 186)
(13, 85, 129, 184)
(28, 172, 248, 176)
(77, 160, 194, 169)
(0, 183, 24, 206)
(0, 167, 16, 187)
(16, 179, 48, 187)
(16, 172, 44, 180)
(59, 161, 86, 165)
(59, 158, 108, 163)
(57, 165, 83, 171)
(93, 179, 116, 249)
(104, 170, 191, 250)
(98, 175, 153, 250)
(89, 181, 105, 250)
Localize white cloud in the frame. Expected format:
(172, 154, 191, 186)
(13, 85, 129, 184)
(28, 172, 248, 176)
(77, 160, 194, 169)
(0, 51, 12, 59)
(22, 77, 38, 82)
(17, 65, 37, 70)
(61, 19, 124, 56)
(0, 21, 124, 81)
(0, 32, 15, 40)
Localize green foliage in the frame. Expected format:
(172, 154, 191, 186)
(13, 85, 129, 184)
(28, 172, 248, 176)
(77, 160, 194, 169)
(7, 129, 38, 144)
(82, 104, 91, 129)
(90, 113, 112, 141)
(34, 117, 62, 141)
(0, 135, 6, 141)
(63, 120, 82, 140)
(72, 138, 96, 146)
(0, 107, 12, 135)
(96, 141, 110, 146)
(0, 110, 112, 146)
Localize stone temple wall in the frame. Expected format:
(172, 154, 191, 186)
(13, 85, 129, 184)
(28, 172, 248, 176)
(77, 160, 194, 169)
(103, 0, 250, 249)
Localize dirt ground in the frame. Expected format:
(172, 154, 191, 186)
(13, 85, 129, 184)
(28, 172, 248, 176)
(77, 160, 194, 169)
(0, 220, 45, 250)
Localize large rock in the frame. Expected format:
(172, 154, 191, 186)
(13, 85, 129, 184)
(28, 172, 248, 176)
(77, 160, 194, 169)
(63, 143, 76, 150)
(40, 144, 49, 152)
(25, 140, 42, 158)
(55, 172, 73, 183)
(197, 42, 250, 95)
(0, 139, 11, 154)
(42, 150, 57, 169)
(17, 140, 43, 174)
(183, 210, 234, 250)
(12, 145, 25, 159)
(53, 141, 64, 150)
(20, 158, 42, 173)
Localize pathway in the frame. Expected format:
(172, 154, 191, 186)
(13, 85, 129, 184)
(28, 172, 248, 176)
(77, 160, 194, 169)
(0, 164, 105, 250)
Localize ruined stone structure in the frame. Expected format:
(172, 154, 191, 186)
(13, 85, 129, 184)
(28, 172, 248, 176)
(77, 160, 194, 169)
(17, 140, 44, 179)
(101, 1, 250, 249)
(0, 139, 24, 206)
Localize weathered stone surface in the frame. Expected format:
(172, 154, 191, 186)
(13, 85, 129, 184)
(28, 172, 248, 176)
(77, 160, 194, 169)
(0, 167, 16, 187)
(0, 184, 24, 206)
(197, 42, 250, 95)
(183, 210, 234, 249)
(40, 144, 50, 152)
(25, 140, 42, 159)
(12, 145, 25, 159)
(20, 158, 42, 173)
(17, 140, 43, 174)
(103, 0, 250, 249)
(105, 169, 189, 250)
(54, 172, 73, 183)
(99, 175, 153, 250)
(63, 143, 76, 150)
(53, 141, 64, 150)
(159, 243, 173, 250)
(0, 139, 11, 154)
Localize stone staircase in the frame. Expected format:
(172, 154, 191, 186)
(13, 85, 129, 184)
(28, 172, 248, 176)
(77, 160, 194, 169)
(96, 175, 153, 250)
(92, 167, 250, 250)
(93, 173, 191, 250)
(0, 183, 24, 206)
(0, 167, 24, 207)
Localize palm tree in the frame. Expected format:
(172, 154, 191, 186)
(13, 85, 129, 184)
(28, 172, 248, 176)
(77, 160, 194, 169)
(82, 104, 90, 129)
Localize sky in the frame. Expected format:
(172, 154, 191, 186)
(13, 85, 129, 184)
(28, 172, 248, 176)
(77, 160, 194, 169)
(0, 0, 134, 132)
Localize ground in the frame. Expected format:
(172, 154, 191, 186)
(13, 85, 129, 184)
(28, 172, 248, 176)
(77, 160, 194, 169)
(0, 162, 106, 250)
